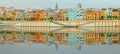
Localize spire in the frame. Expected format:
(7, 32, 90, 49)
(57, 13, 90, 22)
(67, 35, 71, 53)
(55, 2, 58, 10)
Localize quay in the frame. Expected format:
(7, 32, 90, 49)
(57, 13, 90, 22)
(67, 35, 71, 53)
(0, 20, 120, 27)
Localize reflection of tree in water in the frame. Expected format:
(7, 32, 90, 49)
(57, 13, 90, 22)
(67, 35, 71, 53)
(48, 31, 53, 37)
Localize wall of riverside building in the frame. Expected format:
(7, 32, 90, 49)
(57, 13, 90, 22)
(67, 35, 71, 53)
(1, 20, 120, 26)
(20, 21, 50, 26)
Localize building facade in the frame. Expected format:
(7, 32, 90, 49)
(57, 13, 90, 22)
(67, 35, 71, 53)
(85, 8, 96, 20)
(68, 9, 77, 21)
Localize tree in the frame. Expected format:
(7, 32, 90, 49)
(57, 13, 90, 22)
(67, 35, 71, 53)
(110, 16, 112, 19)
(100, 16, 104, 20)
(107, 33, 112, 38)
(115, 16, 117, 19)
(49, 17, 53, 22)
(6, 18, 12, 21)
(16, 18, 20, 21)
(0, 18, 4, 21)
(31, 18, 35, 21)
(107, 16, 112, 20)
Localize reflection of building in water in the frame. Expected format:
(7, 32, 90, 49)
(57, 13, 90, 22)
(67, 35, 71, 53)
(111, 33, 120, 43)
(85, 33, 106, 45)
(76, 33, 84, 50)
(85, 33, 96, 45)
(61, 33, 68, 44)
(0, 31, 120, 50)
(68, 33, 77, 44)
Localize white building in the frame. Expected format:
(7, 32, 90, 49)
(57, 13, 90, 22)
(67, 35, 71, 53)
(105, 8, 113, 19)
(76, 3, 85, 20)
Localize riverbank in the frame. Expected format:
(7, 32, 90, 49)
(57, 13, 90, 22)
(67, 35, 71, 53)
(0, 20, 120, 26)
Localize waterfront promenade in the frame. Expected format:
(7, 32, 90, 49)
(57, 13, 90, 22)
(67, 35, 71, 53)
(0, 20, 120, 27)
(0, 26, 119, 33)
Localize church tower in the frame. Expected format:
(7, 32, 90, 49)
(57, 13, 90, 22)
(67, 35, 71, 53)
(55, 3, 58, 10)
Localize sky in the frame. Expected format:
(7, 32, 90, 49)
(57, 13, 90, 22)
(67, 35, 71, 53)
(0, 0, 120, 9)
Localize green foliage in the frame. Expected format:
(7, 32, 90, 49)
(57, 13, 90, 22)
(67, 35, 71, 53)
(16, 18, 21, 21)
(6, 31, 11, 34)
(48, 32, 53, 37)
(6, 18, 12, 20)
(112, 16, 115, 18)
(31, 18, 35, 21)
(24, 18, 27, 21)
(0, 18, 4, 20)
(0, 31, 4, 34)
(106, 33, 117, 38)
(48, 17, 53, 22)
(107, 16, 112, 19)
(100, 16, 104, 20)
(31, 32, 35, 35)
(17, 32, 20, 34)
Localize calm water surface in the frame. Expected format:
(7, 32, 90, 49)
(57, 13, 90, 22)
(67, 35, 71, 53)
(0, 26, 120, 54)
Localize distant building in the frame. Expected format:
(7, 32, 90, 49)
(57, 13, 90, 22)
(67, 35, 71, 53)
(39, 10, 45, 20)
(57, 10, 62, 21)
(85, 8, 96, 20)
(33, 11, 39, 21)
(105, 8, 113, 19)
(68, 9, 77, 21)
(76, 3, 85, 20)
(98, 9, 105, 20)
(119, 8, 120, 19)
(61, 9, 69, 21)
(112, 9, 119, 19)
(95, 9, 100, 20)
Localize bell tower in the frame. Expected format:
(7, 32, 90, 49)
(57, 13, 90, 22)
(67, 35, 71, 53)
(55, 2, 58, 10)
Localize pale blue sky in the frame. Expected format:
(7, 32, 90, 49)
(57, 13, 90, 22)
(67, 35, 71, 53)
(0, 0, 120, 9)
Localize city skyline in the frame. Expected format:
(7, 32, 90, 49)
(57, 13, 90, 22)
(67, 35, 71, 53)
(0, 0, 120, 9)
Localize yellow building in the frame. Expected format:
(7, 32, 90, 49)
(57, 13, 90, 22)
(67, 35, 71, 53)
(6, 11, 16, 21)
(111, 34, 119, 43)
(85, 33, 96, 45)
(85, 9, 96, 20)
(85, 33, 105, 44)
(39, 10, 45, 20)
(98, 33, 105, 43)
(112, 9, 119, 19)
(119, 8, 120, 18)
(61, 9, 69, 21)
(39, 34, 45, 43)
(99, 9, 105, 20)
